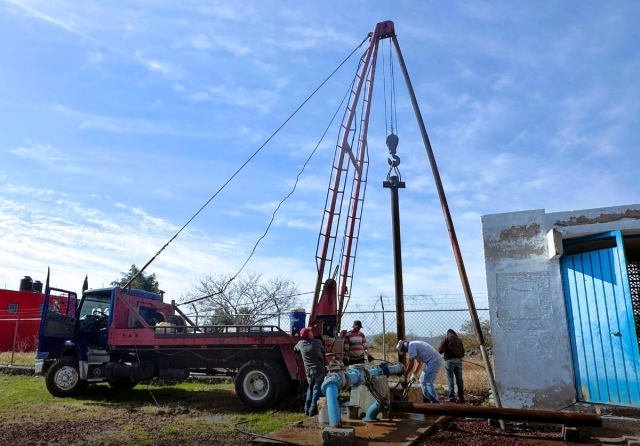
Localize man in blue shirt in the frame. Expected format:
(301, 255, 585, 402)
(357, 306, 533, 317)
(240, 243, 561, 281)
(294, 327, 325, 416)
(397, 340, 443, 403)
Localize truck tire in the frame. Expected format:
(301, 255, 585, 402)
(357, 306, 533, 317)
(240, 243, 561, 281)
(45, 356, 87, 397)
(235, 360, 285, 409)
(109, 378, 138, 390)
(277, 369, 296, 399)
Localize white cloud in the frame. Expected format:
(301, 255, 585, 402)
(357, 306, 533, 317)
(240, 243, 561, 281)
(86, 51, 103, 64)
(207, 85, 279, 113)
(189, 34, 212, 49)
(53, 104, 210, 137)
(287, 175, 327, 192)
(492, 74, 512, 91)
(135, 51, 181, 79)
(458, 0, 499, 22)
(199, 3, 257, 22)
(187, 34, 251, 56)
(5, 0, 104, 47)
(188, 91, 210, 101)
(275, 217, 316, 230)
(0, 192, 240, 299)
(8, 142, 87, 174)
(277, 26, 360, 50)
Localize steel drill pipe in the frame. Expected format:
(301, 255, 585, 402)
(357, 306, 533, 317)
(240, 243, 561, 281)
(391, 402, 602, 427)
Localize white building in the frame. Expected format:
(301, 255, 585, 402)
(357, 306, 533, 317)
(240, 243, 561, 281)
(481, 204, 640, 410)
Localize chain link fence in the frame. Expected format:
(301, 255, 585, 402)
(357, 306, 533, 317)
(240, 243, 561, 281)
(1, 307, 489, 365)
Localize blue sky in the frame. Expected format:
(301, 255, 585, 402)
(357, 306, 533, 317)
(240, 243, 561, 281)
(0, 0, 639, 314)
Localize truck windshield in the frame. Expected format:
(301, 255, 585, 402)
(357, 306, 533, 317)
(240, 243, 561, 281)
(79, 292, 111, 319)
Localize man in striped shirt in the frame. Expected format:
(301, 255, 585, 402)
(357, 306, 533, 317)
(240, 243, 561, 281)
(345, 320, 373, 365)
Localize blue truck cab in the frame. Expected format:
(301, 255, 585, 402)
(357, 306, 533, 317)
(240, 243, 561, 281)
(35, 283, 163, 396)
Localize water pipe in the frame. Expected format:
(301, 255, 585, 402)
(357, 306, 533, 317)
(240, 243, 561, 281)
(321, 373, 344, 427)
(361, 363, 404, 423)
(387, 363, 404, 376)
(347, 368, 362, 387)
(363, 401, 382, 422)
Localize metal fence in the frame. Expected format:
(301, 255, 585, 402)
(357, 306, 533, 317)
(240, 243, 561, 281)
(0, 317, 40, 365)
(182, 308, 489, 338)
(0, 308, 489, 364)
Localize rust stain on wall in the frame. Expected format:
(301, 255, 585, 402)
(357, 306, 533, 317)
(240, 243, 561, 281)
(555, 209, 640, 227)
(499, 223, 541, 241)
(485, 223, 545, 260)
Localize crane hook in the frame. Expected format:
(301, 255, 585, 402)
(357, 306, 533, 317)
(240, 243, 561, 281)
(386, 133, 400, 168)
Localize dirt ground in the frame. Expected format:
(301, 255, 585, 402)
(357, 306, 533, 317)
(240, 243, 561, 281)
(0, 375, 298, 446)
(422, 419, 597, 446)
(1, 373, 607, 445)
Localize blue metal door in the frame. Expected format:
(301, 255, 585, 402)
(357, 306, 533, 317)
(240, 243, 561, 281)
(562, 231, 640, 406)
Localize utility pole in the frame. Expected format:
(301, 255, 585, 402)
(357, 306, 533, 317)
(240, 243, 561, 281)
(380, 294, 387, 361)
(383, 136, 406, 366)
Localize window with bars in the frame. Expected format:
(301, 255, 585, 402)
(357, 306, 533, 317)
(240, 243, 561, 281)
(7, 303, 18, 314)
(627, 260, 640, 350)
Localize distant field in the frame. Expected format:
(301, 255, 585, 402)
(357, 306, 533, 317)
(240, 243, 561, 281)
(434, 357, 490, 397)
(0, 351, 34, 366)
(1, 351, 491, 396)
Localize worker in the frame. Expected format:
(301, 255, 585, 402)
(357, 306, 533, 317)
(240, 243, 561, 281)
(345, 320, 374, 365)
(294, 327, 325, 416)
(437, 329, 465, 403)
(397, 340, 443, 403)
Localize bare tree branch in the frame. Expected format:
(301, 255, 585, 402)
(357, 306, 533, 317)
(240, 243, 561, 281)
(182, 273, 301, 326)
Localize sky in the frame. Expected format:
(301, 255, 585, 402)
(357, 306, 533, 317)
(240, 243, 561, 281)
(1, 0, 639, 316)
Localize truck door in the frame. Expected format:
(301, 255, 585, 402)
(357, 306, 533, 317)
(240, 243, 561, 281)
(37, 285, 77, 355)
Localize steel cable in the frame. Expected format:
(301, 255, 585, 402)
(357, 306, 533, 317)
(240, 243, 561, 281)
(122, 34, 371, 291)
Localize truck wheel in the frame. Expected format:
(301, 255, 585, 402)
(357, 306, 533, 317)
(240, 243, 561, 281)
(109, 378, 138, 390)
(277, 370, 296, 399)
(235, 360, 284, 409)
(45, 356, 86, 397)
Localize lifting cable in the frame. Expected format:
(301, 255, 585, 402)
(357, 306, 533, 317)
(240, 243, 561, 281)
(382, 39, 389, 133)
(389, 41, 398, 135)
(123, 34, 371, 292)
(179, 44, 369, 307)
(382, 39, 399, 135)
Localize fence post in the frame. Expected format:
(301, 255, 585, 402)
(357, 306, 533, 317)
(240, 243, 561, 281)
(10, 317, 19, 366)
(380, 294, 386, 362)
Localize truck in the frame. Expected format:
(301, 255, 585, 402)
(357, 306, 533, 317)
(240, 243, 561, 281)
(36, 280, 346, 408)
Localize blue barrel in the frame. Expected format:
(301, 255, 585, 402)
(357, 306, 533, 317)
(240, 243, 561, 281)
(289, 308, 306, 335)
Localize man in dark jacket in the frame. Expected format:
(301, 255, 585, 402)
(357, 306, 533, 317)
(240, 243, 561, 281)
(294, 327, 325, 416)
(437, 329, 465, 403)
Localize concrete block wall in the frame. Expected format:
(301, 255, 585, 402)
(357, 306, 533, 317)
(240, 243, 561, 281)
(481, 204, 640, 410)
(482, 209, 575, 409)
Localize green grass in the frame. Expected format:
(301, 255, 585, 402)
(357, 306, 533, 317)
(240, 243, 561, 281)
(0, 375, 306, 445)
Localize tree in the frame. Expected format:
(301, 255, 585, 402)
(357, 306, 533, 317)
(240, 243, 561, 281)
(112, 264, 161, 293)
(458, 318, 492, 350)
(185, 273, 300, 326)
(372, 331, 398, 361)
(370, 331, 422, 361)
